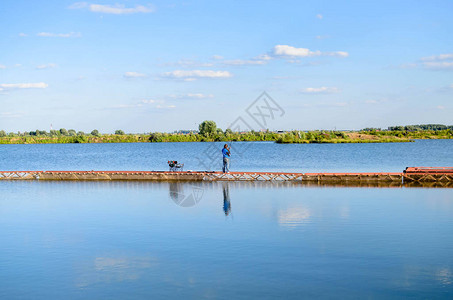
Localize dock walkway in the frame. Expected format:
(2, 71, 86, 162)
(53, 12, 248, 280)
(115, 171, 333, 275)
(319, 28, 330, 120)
(0, 167, 452, 183)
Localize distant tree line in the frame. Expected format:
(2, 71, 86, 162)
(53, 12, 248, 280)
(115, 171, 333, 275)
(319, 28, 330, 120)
(361, 124, 453, 132)
(0, 121, 452, 144)
(387, 124, 453, 131)
(0, 128, 128, 137)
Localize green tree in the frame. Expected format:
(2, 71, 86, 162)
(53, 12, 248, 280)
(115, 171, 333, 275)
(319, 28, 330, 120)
(60, 128, 68, 136)
(0, 130, 6, 137)
(77, 131, 85, 136)
(68, 129, 76, 136)
(149, 133, 163, 142)
(115, 130, 125, 135)
(50, 130, 58, 136)
(74, 135, 88, 143)
(91, 129, 100, 136)
(198, 120, 217, 137)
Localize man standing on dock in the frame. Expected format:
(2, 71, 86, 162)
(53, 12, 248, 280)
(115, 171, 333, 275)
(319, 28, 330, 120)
(222, 144, 231, 173)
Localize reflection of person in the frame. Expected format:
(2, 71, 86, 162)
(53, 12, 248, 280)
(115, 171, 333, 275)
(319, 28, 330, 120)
(223, 183, 231, 216)
(222, 144, 231, 173)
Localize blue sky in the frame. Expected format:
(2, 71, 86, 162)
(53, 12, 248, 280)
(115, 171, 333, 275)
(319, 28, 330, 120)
(1, 0, 452, 133)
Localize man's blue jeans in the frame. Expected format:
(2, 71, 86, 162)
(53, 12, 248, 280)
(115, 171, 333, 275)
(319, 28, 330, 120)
(223, 157, 230, 173)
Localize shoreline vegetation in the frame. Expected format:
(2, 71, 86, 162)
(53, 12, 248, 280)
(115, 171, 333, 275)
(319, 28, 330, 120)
(0, 121, 452, 145)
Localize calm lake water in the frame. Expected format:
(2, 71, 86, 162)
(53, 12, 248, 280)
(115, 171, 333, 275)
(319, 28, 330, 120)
(0, 139, 452, 172)
(0, 141, 452, 299)
(0, 181, 452, 299)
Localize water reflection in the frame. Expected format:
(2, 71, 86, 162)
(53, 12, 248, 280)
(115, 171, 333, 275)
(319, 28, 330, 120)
(437, 267, 453, 286)
(278, 207, 311, 228)
(1, 180, 452, 194)
(169, 182, 184, 203)
(75, 255, 157, 288)
(169, 182, 204, 207)
(294, 181, 453, 188)
(223, 183, 231, 216)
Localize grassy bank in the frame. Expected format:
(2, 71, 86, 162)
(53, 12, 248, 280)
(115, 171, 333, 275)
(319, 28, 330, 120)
(275, 131, 414, 144)
(0, 134, 149, 144)
(1, 130, 452, 145)
(275, 129, 453, 144)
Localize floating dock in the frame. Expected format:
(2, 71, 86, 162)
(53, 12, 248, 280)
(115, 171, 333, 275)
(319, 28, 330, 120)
(0, 167, 452, 184)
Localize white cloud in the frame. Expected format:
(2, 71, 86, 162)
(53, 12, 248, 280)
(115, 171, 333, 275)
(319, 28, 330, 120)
(162, 70, 232, 80)
(218, 53, 270, 66)
(420, 53, 453, 62)
(165, 45, 345, 73)
(222, 59, 267, 66)
(316, 14, 323, 19)
(255, 54, 273, 61)
(437, 105, 445, 110)
(37, 32, 81, 38)
(0, 82, 48, 90)
(316, 35, 330, 40)
(19, 33, 28, 37)
(36, 63, 57, 70)
(301, 87, 340, 94)
(272, 45, 348, 58)
(68, 2, 88, 9)
(273, 45, 317, 57)
(401, 54, 453, 71)
(124, 71, 147, 78)
(323, 51, 349, 57)
(141, 99, 164, 104)
(422, 62, 453, 70)
(169, 93, 214, 99)
(185, 93, 214, 99)
(70, 2, 155, 14)
(90, 3, 154, 14)
(110, 98, 177, 110)
(0, 64, 6, 69)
